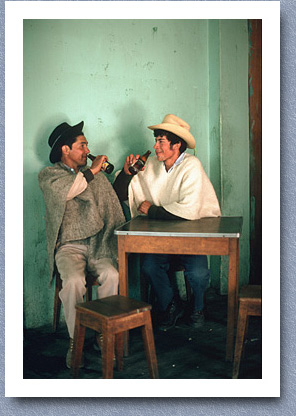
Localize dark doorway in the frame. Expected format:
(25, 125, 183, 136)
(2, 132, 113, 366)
(249, 20, 262, 284)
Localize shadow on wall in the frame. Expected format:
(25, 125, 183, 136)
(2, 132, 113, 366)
(112, 100, 152, 163)
(34, 113, 72, 165)
(34, 101, 152, 169)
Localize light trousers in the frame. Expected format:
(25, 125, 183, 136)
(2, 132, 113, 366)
(55, 244, 119, 338)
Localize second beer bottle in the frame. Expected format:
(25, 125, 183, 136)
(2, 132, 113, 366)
(128, 150, 151, 175)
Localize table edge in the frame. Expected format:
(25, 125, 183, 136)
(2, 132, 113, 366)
(114, 230, 241, 238)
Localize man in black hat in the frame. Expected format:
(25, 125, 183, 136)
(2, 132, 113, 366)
(39, 121, 125, 368)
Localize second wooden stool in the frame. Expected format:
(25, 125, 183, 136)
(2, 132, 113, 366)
(71, 295, 159, 379)
(232, 285, 262, 378)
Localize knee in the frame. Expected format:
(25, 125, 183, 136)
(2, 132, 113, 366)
(109, 268, 119, 286)
(101, 266, 119, 287)
(183, 256, 209, 275)
(60, 271, 86, 292)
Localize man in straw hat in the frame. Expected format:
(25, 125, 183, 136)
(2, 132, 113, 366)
(39, 121, 125, 368)
(114, 114, 221, 331)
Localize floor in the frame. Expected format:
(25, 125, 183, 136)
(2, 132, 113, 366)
(23, 288, 262, 379)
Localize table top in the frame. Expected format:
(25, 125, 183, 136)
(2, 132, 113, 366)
(115, 216, 243, 238)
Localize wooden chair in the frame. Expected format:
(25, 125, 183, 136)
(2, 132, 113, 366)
(71, 295, 159, 379)
(53, 268, 98, 332)
(232, 285, 262, 378)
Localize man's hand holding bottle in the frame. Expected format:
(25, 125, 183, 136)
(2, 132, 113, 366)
(88, 154, 114, 175)
(123, 154, 140, 175)
(124, 150, 151, 176)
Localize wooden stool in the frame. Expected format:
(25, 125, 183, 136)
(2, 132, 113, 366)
(71, 295, 159, 379)
(232, 285, 262, 378)
(53, 269, 98, 332)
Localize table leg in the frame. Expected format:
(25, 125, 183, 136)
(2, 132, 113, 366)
(118, 236, 129, 297)
(226, 238, 240, 361)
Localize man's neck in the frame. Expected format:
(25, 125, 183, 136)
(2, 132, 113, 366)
(164, 152, 181, 172)
(61, 157, 79, 173)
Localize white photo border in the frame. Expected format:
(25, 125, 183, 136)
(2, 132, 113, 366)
(5, 1, 280, 398)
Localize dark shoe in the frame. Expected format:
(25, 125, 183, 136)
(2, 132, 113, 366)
(66, 338, 84, 369)
(159, 300, 184, 331)
(189, 310, 205, 329)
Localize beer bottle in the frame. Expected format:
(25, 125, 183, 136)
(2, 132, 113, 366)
(128, 150, 151, 175)
(87, 154, 114, 174)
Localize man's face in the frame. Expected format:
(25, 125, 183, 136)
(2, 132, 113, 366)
(63, 135, 90, 171)
(153, 135, 180, 165)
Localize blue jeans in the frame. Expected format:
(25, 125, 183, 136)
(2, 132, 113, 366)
(141, 254, 210, 312)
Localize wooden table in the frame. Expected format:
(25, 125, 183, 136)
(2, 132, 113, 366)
(115, 215, 243, 361)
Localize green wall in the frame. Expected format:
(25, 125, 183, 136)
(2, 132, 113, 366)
(23, 20, 249, 329)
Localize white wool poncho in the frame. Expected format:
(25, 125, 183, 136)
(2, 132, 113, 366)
(128, 153, 221, 220)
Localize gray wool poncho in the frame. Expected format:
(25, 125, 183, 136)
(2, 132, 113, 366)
(38, 162, 125, 285)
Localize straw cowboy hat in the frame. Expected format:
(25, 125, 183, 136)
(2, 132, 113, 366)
(148, 114, 196, 149)
(48, 121, 84, 163)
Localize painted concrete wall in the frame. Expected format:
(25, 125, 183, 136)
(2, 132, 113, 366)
(219, 20, 250, 293)
(23, 19, 249, 329)
(208, 20, 250, 292)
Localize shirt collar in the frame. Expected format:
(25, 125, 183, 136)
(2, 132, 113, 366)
(61, 163, 77, 174)
(165, 152, 186, 173)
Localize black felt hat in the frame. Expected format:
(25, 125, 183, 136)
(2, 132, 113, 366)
(48, 121, 84, 163)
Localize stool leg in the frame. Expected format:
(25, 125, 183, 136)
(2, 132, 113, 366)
(86, 283, 93, 302)
(53, 289, 61, 332)
(141, 311, 159, 379)
(115, 332, 124, 372)
(123, 331, 129, 357)
(232, 305, 248, 379)
(72, 313, 86, 378)
(102, 332, 115, 379)
(53, 275, 62, 332)
(241, 315, 250, 361)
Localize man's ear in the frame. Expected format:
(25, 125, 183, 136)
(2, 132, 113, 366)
(173, 142, 181, 151)
(61, 144, 70, 156)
